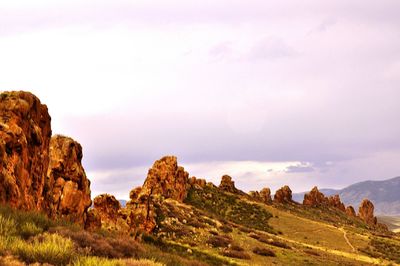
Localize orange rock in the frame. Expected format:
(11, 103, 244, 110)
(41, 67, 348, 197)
(346, 206, 356, 217)
(46, 135, 92, 225)
(358, 199, 377, 226)
(274, 185, 293, 203)
(219, 175, 238, 193)
(260, 187, 272, 204)
(327, 195, 346, 212)
(303, 187, 328, 207)
(0, 91, 51, 211)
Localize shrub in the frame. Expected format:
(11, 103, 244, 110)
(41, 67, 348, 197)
(252, 247, 276, 257)
(20, 222, 43, 239)
(230, 245, 244, 252)
(0, 215, 17, 237)
(206, 235, 232, 248)
(220, 249, 250, 260)
(248, 232, 290, 249)
(10, 233, 76, 266)
(74, 257, 124, 266)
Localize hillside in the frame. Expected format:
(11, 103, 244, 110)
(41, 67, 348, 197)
(1, 91, 400, 265)
(293, 177, 400, 215)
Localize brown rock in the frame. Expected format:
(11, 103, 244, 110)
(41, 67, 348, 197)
(346, 206, 356, 217)
(92, 194, 130, 231)
(46, 135, 92, 224)
(249, 191, 262, 201)
(219, 175, 238, 193)
(260, 187, 272, 204)
(84, 208, 102, 231)
(358, 199, 377, 226)
(0, 91, 52, 211)
(140, 156, 189, 202)
(303, 187, 328, 207)
(274, 185, 293, 203)
(327, 195, 346, 212)
(188, 176, 207, 189)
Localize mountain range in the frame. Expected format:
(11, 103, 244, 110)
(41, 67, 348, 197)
(293, 176, 400, 215)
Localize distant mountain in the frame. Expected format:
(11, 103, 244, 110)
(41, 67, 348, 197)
(119, 199, 127, 207)
(293, 176, 400, 215)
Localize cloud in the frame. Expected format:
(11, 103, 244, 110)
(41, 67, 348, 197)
(285, 162, 315, 173)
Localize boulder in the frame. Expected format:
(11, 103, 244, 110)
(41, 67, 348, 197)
(303, 186, 328, 207)
(346, 206, 356, 217)
(219, 175, 238, 193)
(0, 91, 52, 211)
(92, 194, 130, 231)
(260, 187, 272, 204)
(274, 185, 293, 203)
(46, 135, 92, 224)
(358, 199, 377, 226)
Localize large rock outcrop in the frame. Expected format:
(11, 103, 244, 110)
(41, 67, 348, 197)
(303, 187, 328, 207)
(358, 199, 377, 226)
(139, 156, 189, 202)
(274, 185, 293, 203)
(328, 195, 346, 212)
(249, 187, 272, 205)
(219, 175, 238, 193)
(46, 135, 92, 224)
(126, 156, 190, 233)
(0, 91, 52, 211)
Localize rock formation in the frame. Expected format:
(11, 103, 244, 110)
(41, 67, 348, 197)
(188, 176, 207, 189)
(249, 188, 272, 205)
(92, 194, 130, 231)
(358, 199, 377, 226)
(260, 187, 272, 204)
(328, 195, 346, 212)
(274, 185, 293, 203)
(0, 91, 52, 211)
(46, 135, 92, 224)
(125, 156, 190, 233)
(303, 187, 328, 207)
(0, 91, 92, 227)
(84, 208, 102, 231)
(139, 156, 189, 202)
(346, 206, 356, 217)
(219, 175, 238, 193)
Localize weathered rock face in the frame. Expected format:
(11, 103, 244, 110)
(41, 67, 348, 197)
(274, 185, 292, 203)
(219, 175, 238, 193)
(92, 194, 130, 231)
(303, 187, 328, 207)
(346, 206, 356, 217)
(328, 195, 346, 212)
(188, 176, 207, 189)
(0, 91, 52, 211)
(260, 187, 272, 204)
(249, 191, 262, 201)
(358, 199, 377, 226)
(140, 156, 189, 202)
(84, 208, 102, 231)
(46, 135, 92, 224)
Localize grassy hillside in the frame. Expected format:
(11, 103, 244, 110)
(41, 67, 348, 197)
(1, 186, 400, 266)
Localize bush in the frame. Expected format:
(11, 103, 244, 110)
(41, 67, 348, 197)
(220, 249, 250, 260)
(52, 228, 143, 259)
(74, 257, 124, 266)
(0, 215, 17, 237)
(252, 247, 276, 257)
(248, 232, 290, 249)
(206, 235, 232, 248)
(10, 233, 76, 266)
(20, 222, 43, 239)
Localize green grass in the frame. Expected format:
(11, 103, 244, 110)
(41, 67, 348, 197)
(361, 237, 400, 263)
(184, 186, 274, 234)
(9, 233, 76, 265)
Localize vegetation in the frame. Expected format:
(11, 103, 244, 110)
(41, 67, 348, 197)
(361, 237, 400, 263)
(185, 186, 274, 233)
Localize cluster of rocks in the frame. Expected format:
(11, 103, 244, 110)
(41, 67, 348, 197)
(0, 91, 92, 225)
(302, 186, 378, 227)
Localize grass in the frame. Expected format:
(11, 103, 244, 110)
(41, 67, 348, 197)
(73, 257, 163, 266)
(184, 186, 274, 234)
(361, 237, 400, 263)
(9, 233, 76, 265)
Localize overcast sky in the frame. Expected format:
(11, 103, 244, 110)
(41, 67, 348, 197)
(1, 0, 400, 199)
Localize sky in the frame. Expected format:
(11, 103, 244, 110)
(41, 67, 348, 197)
(1, 0, 400, 199)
